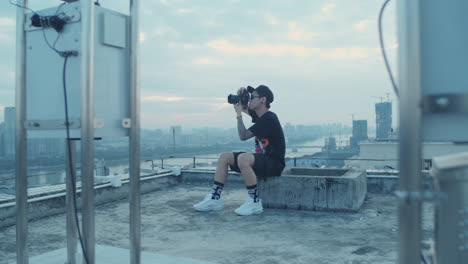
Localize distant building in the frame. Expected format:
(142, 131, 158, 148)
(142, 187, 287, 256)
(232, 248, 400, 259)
(375, 102, 392, 140)
(0, 122, 4, 157)
(170, 125, 182, 148)
(350, 120, 368, 149)
(4, 107, 15, 158)
(283, 122, 296, 140)
(28, 138, 65, 158)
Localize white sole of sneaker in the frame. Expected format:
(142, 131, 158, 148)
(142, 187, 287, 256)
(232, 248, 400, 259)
(234, 209, 263, 216)
(193, 205, 224, 212)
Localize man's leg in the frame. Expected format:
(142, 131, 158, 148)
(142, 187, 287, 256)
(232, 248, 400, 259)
(235, 153, 263, 215)
(237, 153, 257, 186)
(193, 152, 235, 211)
(214, 152, 235, 184)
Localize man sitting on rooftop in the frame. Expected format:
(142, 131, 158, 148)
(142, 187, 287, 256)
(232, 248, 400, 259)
(193, 85, 286, 216)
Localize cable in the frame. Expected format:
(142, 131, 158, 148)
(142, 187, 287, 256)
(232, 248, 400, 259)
(12, 2, 89, 263)
(63, 54, 89, 264)
(378, 0, 399, 98)
(41, 3, 68, 56)
(8, 0, 38, 15)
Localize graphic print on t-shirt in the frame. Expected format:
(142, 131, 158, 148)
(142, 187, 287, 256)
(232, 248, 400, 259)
(254, 137, 270, 154)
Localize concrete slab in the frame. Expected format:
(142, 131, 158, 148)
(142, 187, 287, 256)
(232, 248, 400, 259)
(0, 184, 435, 264)
(259, 168, 367, 212)
(25, 244, 214, 264)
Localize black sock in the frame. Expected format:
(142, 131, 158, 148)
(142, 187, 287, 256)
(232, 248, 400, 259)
(211, 181, 224, 200)
(247, 184, 259, 203)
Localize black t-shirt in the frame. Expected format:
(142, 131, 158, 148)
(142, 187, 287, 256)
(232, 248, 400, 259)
(248, 110, 286, 166)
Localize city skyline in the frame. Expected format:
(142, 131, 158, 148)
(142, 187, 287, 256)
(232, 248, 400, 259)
(0, 0, 399, 129)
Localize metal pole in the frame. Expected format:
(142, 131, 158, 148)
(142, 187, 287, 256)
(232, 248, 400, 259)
(193, 157, 196, 168)
(161, 158, 164, 169)
(80, 1, 95, 263)
(15, 1, 28, 263)
(294, 158, 296, 167)
(66, 139, 78, 264)
(129, 0, 141, 263)
(397, 0, 422, 263)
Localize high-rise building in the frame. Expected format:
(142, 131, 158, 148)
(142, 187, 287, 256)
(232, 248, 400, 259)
(4, 107, 15, 158)
(375, 102, 392, 140)
(0, 122, 4, 157)
(350, 120, 368, 149)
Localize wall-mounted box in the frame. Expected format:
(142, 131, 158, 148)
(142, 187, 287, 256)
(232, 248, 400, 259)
(25, 2, 130, 138)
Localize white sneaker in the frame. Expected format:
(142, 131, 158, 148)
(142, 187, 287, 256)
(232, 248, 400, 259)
(193, 194, 224, 212)
(234, 197, 263, 216)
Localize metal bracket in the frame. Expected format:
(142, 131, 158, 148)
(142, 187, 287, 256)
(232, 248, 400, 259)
(25, 119, 81, 130)
(422, 94, 468, 114)
(122, 118, 131, 128)
(94, 118, 104, 129)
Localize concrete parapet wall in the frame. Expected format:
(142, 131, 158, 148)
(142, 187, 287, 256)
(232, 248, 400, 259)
(0, 173, 178, 229)
(181, 169, 244, 185)
(258, 168, 367, 212)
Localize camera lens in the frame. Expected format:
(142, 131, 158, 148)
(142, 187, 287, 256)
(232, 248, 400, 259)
(227, 94, 239, 104)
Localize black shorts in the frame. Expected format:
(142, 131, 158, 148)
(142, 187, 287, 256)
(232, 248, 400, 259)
(229, 152, 284, 177)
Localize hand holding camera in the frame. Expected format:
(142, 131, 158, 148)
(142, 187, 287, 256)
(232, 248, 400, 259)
(227, 87, 250, 108)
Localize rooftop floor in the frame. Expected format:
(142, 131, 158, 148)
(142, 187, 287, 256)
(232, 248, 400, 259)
(0, 183, 434, 264)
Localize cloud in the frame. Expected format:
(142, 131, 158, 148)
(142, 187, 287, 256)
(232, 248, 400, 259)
(167, 42, 195, 50)
(0, 17, 14, 43)
(192, 57, 222, 65)
(142, 95, 230, 112)
(0, 65, 14, 83)
(206, 39, 374, 60)
(321, 3, 336, 13)
(207, 39, 312, 57)
(142, 95, 186, 102)
(159, 0, 169, 6)
(142, 95, 225, 103)
(0, 33, 11, 42)
(176, 8, 197, 15)
(354, 20, 371, 32)
(263, 13, 279, 25)
(287, 22, 318, 41)
(153, 25, 180, 37)
(0, 17, 14, 27)
(142, 111, 223, 128)
(319, 47, 371, 59)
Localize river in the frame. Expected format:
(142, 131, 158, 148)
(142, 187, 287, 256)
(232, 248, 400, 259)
(0, 137, 333, 193)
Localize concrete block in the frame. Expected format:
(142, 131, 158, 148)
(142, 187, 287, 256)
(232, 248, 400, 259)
(258, 167, 367, 212)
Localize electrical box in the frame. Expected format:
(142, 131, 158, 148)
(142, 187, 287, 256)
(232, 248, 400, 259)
(419, 1, 468, 141)
(25, 2, 130, 138)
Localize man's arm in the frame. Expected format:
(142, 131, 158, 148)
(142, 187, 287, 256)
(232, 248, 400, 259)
(237, 116, 254, 141)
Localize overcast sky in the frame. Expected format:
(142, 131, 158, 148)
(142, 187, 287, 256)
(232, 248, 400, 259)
(0, 0, 398, 130)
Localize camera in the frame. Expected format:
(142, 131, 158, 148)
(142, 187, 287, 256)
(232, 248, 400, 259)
(227, 89, 250, 107)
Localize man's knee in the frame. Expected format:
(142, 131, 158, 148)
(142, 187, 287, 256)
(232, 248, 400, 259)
(237, 153, 254, 169)
(219, 152, 234, 165)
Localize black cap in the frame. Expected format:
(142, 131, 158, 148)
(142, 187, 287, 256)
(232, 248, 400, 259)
(247, 85, 274, 105)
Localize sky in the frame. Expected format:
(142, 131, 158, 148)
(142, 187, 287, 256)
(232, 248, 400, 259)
(0, 0, 398, 130)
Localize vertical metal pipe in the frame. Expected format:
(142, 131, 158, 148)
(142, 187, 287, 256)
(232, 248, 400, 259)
(66, 139, 77, 264)
(129, 0, 141, 263)
(397, 0, 423, 263)
(15, 1, 28, 263)
(193, 157, 196, 168)
(80, 1, 95, 263)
